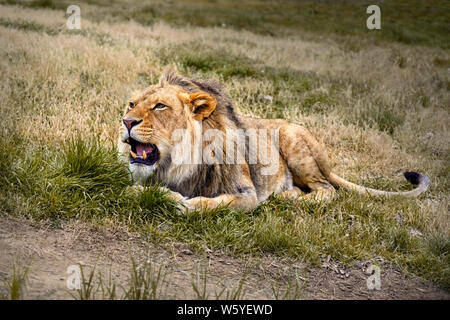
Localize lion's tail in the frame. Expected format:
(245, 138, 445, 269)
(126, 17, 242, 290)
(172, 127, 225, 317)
(328, 171, 430, 197)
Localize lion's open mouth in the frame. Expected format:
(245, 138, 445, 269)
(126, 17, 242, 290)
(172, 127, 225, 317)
(126, 137, 159, 166)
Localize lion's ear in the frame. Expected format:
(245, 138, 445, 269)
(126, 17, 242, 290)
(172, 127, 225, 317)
(180, 91, 217, 121)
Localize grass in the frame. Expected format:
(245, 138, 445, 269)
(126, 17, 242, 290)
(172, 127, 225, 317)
(1, 135, 448, 288)
(4, 0, 448, 49)
(122, 256, 171, 300)
(158, 42, 341, 119)
(271, 269, 304, 300)
(71, 258, 172, 300)
(67, 257, 249, 300)
(0, 0, 449, 295)
(1, 257, 304, 299)
(0, 262, 30, 300)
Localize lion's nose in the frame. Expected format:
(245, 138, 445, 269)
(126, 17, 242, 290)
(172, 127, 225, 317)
(123, 119, 142, 130)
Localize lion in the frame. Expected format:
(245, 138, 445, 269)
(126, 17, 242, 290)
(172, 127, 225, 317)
(117, 68, 429, 211)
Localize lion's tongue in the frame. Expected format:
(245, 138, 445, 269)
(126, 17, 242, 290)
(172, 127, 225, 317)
(136, 143, 153, 157)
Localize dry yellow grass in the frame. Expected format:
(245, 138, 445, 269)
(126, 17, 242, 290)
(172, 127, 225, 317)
(0, 2, 449, 291)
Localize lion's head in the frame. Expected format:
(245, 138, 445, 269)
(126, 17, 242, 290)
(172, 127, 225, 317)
(120, 68, 232, 184)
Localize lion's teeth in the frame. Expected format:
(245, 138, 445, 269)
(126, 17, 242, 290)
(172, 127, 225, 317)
(126, 138, 130, 143)
(143, 150, 147, 159)
(130, 151, 137, 158)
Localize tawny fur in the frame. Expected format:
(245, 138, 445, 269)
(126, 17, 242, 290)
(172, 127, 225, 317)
(118, 68, 429, 211)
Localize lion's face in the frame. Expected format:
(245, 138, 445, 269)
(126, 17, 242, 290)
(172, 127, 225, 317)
(121, 83, 216, 177)
(122, 85, 186, 167)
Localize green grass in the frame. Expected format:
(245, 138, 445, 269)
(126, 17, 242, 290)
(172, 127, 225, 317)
(158, 42, 263, 79)
(0, 134, 180, 226)
(159, 42, 408, 134)
(158, 42, 339, 119)
(107, 0, 450, 49)
(0, 135, 448, 288)
(3, 0, 448, 49)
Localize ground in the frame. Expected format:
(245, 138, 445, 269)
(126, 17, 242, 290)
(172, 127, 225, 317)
(0, 0, 449, 299)
(1, 217, 449, 299)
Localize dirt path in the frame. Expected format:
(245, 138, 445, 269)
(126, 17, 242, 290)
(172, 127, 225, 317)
(0, 217, 448, 300)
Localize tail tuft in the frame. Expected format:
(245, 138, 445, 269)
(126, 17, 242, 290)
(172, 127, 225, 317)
(403, 171, 430, 187)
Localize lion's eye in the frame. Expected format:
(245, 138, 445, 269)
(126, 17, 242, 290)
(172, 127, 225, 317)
(128, 101, 135, 109)
(153, 103, 168, 110)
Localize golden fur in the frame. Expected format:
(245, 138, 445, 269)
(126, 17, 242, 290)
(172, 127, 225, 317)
(118, 68, 429, 211)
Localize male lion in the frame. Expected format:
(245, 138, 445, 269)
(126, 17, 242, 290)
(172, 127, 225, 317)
(118, 68, 429, 211)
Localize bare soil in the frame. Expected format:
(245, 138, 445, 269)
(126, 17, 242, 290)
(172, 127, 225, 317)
(0, 217, 448, 300)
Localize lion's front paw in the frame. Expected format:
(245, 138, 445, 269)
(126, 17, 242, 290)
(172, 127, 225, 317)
(185, 197, 217, 211)
(159, 187, 189, 211)
(126, 184, 145, 195)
